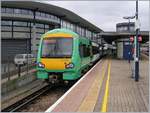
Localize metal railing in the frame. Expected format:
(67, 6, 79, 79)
(2, 56, 36, 82)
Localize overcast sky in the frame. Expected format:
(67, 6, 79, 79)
(43, 1, 149, 31)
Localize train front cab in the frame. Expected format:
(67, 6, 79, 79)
(36, 30, 92, 82)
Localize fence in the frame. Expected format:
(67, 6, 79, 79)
(2, 56, 36, 82)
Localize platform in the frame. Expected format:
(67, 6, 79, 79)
(46, 58, 149, 112)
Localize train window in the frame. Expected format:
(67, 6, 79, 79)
(85, 46, 90, 57)
(92, 46, 99, 54)
(79, 44, 90, 57)
(41, 38, 73, 58)
(79, 44, 84, 57)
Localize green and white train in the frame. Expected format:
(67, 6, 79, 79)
(36, 28, 102, 83)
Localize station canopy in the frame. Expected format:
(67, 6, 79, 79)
(100, 31, 149, 44)
(2, 1, 103, 33)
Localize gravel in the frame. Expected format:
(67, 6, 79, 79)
(19, 84, 72, 112)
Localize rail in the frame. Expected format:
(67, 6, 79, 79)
(1, 84, 50, 112)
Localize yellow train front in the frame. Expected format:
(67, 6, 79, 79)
(36, 28, 101, 83)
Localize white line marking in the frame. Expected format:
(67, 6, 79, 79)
(45, 60, 103, 112)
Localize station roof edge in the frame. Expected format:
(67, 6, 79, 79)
(2, 1, 103, 33)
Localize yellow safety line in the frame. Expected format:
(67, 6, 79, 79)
(101, 60, 111, 112)
(77, 60, 108, 112)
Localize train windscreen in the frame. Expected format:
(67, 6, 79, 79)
(41, 38, 73, 58)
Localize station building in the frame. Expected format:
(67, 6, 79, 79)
(1, 1, 103, 62)
(116, 22, 135, 32)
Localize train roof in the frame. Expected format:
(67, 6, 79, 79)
(43, 28, 91, 43)
(43, 28, 79, 38)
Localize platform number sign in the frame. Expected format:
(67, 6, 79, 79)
(130, 36, 134, 43)
(130, 36, 142, 43)
(138, 36, 142, 42)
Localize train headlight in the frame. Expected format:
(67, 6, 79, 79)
(37, 62, 45, 68)
(65, 63, 74, 69)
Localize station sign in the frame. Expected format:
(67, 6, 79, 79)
(138, 36, 142, 42)
(130, 36, 134, 42)
(130, 36, 142, 42)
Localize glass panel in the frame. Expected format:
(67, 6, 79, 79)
(70, 24, 73, 30)
(13, 27, 30, 32)
(67, 21, 70, 29)
(54, 16, 57, 20)
(41, 12, 45, 17)
(30, 23, 34, 27)
(51, 15, 55, 19)
(1, 32, 12, 38)
(21, 9, 28, 15)
(130, 26, 135, 31)
(14, 9, 21, 14)
(28, 10, 33, 15)
(49, 15, 52, 19)
(1, 20, 12, 26)
(62, 21, 65, 28)
(45, 29, 49, 32)
(1, 26, 12, 31)
(45, 13, 50, 18)
(36, 28, 44, 33)
(124, 27, 128, 31)
(1, 8, 6, 13)
(45, 24, 49, 29)
(13, 21, 28, 27)
(36, 12, 41, 16)
(41, 38, 73, 58)
(73, 24, 76, 31)
(57, 17, 60, 21)
(13, 32, 30, 38)
(15, 54, 24, 59)
(77, 26, 80, 34)
(36, 23, 44, 28)
(5, 8, 13, 13)
(36, 33, 43, 38)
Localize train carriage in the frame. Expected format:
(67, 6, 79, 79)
(36, 28, 95, 83)
(91, 41, 101, 64)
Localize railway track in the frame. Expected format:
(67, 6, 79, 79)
(144, 52, 149, 56)
(1, 85, 51, 112)
(1, 82, 74, 112)
(19, 85, 71, 112)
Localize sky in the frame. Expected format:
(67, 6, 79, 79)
(42, 1, 149, 32)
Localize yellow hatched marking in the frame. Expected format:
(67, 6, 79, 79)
(101, 60, 111, 112)
(77, 60, 108, 112)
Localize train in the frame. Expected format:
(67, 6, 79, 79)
(36, 28, 105, 83)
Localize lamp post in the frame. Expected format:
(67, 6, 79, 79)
(123, 0, 140, 82)
(135, 0, 140, 81)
